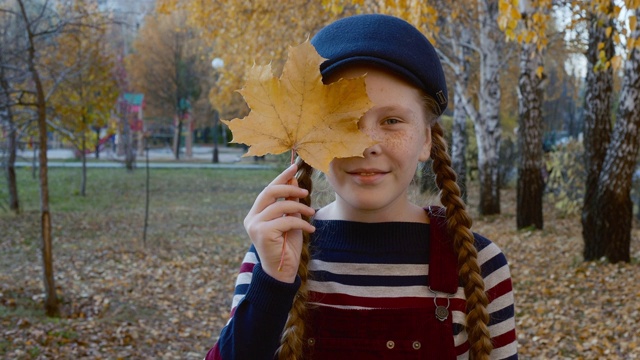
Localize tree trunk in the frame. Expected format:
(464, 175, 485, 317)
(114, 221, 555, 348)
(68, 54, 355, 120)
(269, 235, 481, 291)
(451, 27, 472, 204)
(0, 64, 19, 213)
(32, 142, 37, 179)
(212, 109, 220, 163)
(476, 0, 503, 215)
(582, 4, 615, 261)
(594, 9, 640, 263)
(174, 117, 182, 160)
(81, 129, 87, 197)
(123, 116, 135, 171)
(185, 117, 193, 158)
(516, 11, 545, 230)
(95, 128, 100, 159)
(18, 0, 59, 317)
(4, 107, 20, 214)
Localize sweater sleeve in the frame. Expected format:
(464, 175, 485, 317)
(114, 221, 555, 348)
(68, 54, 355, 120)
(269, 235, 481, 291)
(474, 234, 518, 360)
(205, 246, 301, 360)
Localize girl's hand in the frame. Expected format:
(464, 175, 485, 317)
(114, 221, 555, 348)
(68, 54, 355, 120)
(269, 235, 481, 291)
(244, 164, 316, 283)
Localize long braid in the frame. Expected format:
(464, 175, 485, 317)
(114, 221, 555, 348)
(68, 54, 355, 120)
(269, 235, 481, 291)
(430, 122, 493, 360)
(277, 159, 314, 360)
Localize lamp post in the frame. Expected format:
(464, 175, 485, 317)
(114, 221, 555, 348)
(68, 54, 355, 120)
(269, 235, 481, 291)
(211, 57, 224, 163)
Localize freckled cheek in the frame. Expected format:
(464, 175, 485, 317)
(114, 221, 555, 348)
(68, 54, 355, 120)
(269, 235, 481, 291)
(379, 132, 419, 153)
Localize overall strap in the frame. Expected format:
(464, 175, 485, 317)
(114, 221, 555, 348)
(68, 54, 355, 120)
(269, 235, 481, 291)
(427, 206, 459, 294)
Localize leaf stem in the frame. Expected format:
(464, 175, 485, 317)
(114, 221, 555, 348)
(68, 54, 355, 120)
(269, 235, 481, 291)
(278, 149, 296, 271)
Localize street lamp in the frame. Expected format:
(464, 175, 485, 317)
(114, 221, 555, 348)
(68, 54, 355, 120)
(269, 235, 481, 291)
(211, 57, 224, 163)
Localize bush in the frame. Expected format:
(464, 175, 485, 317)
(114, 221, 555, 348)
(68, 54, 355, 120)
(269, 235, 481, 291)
(545, 140, 585, 217)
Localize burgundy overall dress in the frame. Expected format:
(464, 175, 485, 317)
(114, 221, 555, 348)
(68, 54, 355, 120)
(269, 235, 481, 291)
(303, 207, 460, 359)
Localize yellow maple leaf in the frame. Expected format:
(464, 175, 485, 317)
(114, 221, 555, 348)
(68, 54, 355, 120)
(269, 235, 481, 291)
(222, 40, 375, 173)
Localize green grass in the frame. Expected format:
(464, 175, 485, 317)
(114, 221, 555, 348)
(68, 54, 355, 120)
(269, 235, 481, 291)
(1, 166, 282, 267)
(9, 166, 281, 213)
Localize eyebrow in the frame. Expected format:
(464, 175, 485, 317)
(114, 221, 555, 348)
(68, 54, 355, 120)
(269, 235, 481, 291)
(372, 105, 417, 117)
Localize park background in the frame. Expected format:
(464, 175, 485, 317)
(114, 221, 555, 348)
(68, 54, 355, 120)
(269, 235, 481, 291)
(1, 0, 640, 359)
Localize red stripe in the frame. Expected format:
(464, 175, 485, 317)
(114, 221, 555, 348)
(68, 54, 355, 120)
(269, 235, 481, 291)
(491, 328, 517, 349)
(204, 343, 221, 360)
(455, 340, 470, 356)
(239, 262, 255, 274)
(486, 278, 513, 303)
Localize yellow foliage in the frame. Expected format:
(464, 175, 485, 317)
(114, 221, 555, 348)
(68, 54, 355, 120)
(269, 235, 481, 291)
(222, 41, 375, 173)
(46, 0, 118, 145)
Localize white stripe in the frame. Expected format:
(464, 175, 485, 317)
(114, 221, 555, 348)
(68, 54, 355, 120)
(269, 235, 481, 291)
(456, 350, 469, 360)
(242, 251, 258, 264)
(231, 294, 245, 309)
(452, 310, 468, 346)
(309, 259, 429, 276)
(491, 340, 518, 359)
(235, 272, 252, 287)
(308, 280, 466, 299)
(307, 303, 374, 310)
(308, 280, 433, 298)
(483, 265, 511, 291)
(488, 313, 516, 338)
(486, 291, 514, 315)
(477, 242, 502, 266)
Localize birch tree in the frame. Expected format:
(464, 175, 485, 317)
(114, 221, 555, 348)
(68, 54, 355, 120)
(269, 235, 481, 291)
(475, 0, 505, 215)
(499, 0, 552, 229)
(592, 5, 640, 263)
(581, 0, 616, 260)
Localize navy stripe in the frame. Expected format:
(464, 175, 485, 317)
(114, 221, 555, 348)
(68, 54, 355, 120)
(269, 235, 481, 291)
(452, 322, 464, 336)
(489, 304, 515, 326)
(481, 252, 508, 278)
(312, 249, 429, 264)
(310, 270, 428, 287)
(473, 233, 493, 252)
(234, 283, 250, 296)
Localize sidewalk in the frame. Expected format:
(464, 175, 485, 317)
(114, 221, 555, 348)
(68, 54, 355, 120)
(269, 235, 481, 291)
(13, 146, 275, 169)
(15, 145, 244, 162)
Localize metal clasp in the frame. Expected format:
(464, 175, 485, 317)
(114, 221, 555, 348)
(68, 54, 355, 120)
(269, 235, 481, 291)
(429, 287, 455, 321)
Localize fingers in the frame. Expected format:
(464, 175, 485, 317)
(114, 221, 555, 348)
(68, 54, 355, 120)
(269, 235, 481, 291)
(260, 214, 316, 237)
(249, 164, 312, 216)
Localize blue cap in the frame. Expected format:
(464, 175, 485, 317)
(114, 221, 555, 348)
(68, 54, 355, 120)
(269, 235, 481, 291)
(311, 14, 448, 115)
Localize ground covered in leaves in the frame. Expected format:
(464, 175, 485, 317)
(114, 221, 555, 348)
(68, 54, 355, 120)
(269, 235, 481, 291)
(1, 167, 639, 359)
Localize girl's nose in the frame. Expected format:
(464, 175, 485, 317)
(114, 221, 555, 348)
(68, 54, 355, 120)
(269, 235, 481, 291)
(363, 141, 382, 156)
(359, 116, 382, 155)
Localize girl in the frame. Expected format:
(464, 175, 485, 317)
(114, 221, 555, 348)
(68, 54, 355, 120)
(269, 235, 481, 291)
(206, 14, 517, 360)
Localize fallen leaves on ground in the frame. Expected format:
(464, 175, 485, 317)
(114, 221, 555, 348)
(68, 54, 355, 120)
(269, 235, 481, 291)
(467, 188, 640, 359)
(1, 169, 639, 359)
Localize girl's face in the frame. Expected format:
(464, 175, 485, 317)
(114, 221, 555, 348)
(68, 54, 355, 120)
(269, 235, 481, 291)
(321, 65, 432, 222)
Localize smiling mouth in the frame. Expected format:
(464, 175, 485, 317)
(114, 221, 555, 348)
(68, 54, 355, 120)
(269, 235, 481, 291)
(347, 170, 389, 176)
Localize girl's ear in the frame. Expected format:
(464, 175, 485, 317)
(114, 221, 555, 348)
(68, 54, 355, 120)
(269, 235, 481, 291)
(419, 127, 432, 162)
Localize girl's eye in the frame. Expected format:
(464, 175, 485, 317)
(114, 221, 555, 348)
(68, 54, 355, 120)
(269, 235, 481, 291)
(383, 118, 401, 125)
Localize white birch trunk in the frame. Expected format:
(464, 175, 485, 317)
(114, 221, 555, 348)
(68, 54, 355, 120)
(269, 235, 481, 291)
(516, 4, 545, 229)
(582, 2, 615, 260)
(451, 26, 472, 203)
(476, 0, 503, 215)
(594, 8, 640, 263)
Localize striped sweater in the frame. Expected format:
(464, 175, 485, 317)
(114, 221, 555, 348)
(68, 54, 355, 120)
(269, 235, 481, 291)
(206, 219, 517, 360)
